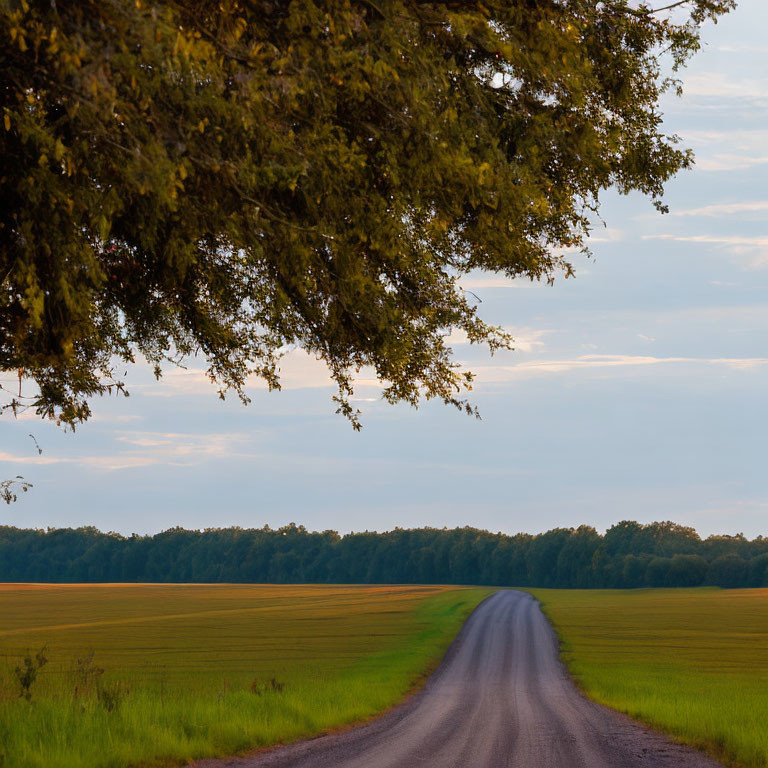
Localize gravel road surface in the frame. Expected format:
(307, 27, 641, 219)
(194, 590, 724, 768)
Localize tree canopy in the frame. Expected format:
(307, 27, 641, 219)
(1, 520, 765, 588)
(1, 0, 734, 426)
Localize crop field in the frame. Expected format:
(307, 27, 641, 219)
(0, 583, 492, 768)
(531, 587, 768, 768)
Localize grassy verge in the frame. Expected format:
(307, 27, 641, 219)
(0, 584, 492, 768)
(529, 587, 768, 768)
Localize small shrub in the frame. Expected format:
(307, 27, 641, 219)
(249, 677, 285, 696)
(97, 681, 130, 713)
(14, 646, 48, 701)
(68, 650, 104, 699)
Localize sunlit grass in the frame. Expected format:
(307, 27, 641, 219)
(530, 587, 768, 768)
(0, 583, 492, 768)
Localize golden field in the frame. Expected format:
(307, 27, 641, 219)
(0, 583, 492, 768)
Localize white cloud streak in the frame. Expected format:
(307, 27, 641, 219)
(674, 129, 768, 172)
(643, 234, 768, 247)
(458, 274, 520, 290)
(0, 432, 259, 471)
(671, 200, 768, 217)
(682, 72, 768, 104)
(472, 354, 768, 382)
(447, 327, 549, 354)
(642, 233, 768, 267)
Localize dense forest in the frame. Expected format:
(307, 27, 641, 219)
(1, 521, 767, 588)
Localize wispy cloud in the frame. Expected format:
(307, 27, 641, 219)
(694, 154, 768, 172)
(0, 450, 160, 471)
(682, 72, 768, 104)
(643, 234, 768, 247)
(681, 129, 768, 146)
(0, 432, 259, 472)
(674, 129, 768, 172)
(670, 200, 768, 217)
(716, 45, 768, 54)
(135, 351, 384, 396)
(133, 367, 216, 398)
(588, 226, 626, 244)
(472, 354, 768, 382)
(116, 430, 250, 452)
(459, 274, 519, 290)
(447, 326, 549, 354)
(642, 233, 768, 267)
(510, 329, 550, 354)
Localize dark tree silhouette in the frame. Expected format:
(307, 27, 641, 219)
(2, 520, 766, 588)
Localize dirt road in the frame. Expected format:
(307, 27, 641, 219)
(196, 590, 724, 768)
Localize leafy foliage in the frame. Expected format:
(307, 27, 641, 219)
(0, 0, 733, 425)
(0, 519, 764, 588)
(0, 476, 31, 504)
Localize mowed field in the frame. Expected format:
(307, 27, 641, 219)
(0, 583, 492, 768)
(530, 587, 768, 768)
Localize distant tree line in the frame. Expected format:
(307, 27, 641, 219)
(1, 521, 767, 589)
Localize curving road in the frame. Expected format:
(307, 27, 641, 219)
(195, 590, 724, 768)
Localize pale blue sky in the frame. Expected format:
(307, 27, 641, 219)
(3, 1, 768, 538)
